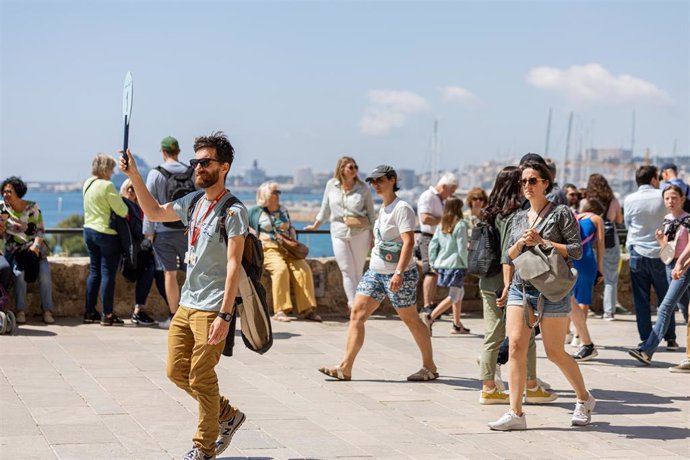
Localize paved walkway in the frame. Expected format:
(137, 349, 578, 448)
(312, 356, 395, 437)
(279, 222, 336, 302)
(1, 311, 688, 459)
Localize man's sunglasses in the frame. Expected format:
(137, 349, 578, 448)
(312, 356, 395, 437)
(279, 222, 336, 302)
(520, 178, 546, 187)
(190, 158, 223, 169)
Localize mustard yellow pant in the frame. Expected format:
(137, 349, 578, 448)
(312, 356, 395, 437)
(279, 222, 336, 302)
(166, 306, 236, 456)
(263, 242, 316, 314)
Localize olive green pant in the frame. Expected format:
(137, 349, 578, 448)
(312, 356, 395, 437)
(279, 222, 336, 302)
(166, 306, 236, 456)
(479, 289, 537, 382)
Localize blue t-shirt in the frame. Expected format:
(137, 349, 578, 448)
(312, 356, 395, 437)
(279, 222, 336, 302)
(173, 191, 249, 311)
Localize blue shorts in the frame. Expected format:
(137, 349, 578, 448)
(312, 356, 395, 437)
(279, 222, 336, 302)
(507, 284, 572, 318)
(356, 268, 419, 308)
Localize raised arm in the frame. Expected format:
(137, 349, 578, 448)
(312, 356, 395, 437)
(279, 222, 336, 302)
(119, 149, 180, 223)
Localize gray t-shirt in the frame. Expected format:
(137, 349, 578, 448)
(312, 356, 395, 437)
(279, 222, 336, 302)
(173, 191, 249, 311)
(144, 160, 193, 234)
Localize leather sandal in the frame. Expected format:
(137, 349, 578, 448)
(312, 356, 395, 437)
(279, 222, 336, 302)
(318, 366, 351, 381)
(406, 367, 439, 382)
(302, 310, 322, 322)
(272, 311, 292, 322)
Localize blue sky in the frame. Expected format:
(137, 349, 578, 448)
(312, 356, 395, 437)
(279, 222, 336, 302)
(1, 0, 688, 182)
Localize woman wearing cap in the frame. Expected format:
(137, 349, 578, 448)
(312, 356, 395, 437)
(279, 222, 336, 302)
(319, 165, 438, 382)
(249, 181, 322, 322)
(305, 156, 375, 311)
(1, 176, 55, 324)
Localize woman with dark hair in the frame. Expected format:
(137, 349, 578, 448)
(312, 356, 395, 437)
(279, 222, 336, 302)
(1, 176, 55, 324)
(629, 184, 690, 365)
(570, 199, 605, 362)
(585, 173, 624, 320)
(306, 156, 375, 310)
(83, 154, 129, 326)
(489, 160, 594, 431)
(478, 166, 554, 405)
(319, 165, 438, 382)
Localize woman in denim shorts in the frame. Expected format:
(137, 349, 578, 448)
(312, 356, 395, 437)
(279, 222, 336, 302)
(319, 165, 438, 382)
(489, 159, 596, 431)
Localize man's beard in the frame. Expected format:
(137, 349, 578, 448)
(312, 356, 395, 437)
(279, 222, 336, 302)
(195, 168, 220, 188)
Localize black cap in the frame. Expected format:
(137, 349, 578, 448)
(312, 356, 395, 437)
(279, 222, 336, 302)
(660, 162, 677, 172)
(365, 165, 397, 182)
(519, 153, 546, 166)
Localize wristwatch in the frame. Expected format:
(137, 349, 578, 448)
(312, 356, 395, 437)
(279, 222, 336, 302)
(394, 269, 402, 276)
(217, 311, 232, 322)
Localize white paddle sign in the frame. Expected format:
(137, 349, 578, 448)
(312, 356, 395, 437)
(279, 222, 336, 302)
(121, 72, 133, 167)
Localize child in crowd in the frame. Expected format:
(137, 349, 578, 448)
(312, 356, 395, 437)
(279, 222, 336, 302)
(422, 196, 470, 335)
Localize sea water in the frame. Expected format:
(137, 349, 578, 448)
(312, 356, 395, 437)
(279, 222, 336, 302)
(26, 190, 336, 257)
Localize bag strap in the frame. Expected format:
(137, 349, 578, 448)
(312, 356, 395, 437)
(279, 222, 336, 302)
(83, 177, 98, 197)
(155, 166, 172, 179)
(523, 286, 545, 329)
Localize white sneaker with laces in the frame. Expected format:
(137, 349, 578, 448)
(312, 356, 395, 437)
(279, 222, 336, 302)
(570, 335, 581, 348)
(488, 409, 527, 431)
(571, 392, 596, 426)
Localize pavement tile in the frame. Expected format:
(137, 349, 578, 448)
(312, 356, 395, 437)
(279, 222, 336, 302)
(1, 315, 688, 458)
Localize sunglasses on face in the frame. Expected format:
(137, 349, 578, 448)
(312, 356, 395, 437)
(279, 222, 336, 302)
(344, 164, 359, 171)
(520, 178, 546, 187)
(272, 190, 282, 196)
(189, 158, 223, 169)
(2, 189, 13, 195)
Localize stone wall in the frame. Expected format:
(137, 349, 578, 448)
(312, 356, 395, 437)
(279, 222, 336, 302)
(14, 255, 635, 319)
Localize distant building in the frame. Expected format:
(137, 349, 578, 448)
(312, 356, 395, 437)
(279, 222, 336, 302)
(294, 167, 314, 187)
(244, 160, 267, 186)
(397, 169, 417, 190)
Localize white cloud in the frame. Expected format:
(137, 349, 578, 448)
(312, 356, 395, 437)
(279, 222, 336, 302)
(360, 89, 429, 135)
(441, 86, 478, 105)
(526, 63, 673, 106)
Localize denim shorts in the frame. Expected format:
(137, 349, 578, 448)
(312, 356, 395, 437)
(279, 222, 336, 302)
(356, 268, 419, 308)
(507, 284, 572, 318)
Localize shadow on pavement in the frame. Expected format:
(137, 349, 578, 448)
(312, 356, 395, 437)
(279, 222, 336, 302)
(539, 423, 690, 440)
(10, 327, 57, 337)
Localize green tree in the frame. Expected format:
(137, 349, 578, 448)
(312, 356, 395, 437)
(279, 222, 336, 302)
(47, 214, 87, 256)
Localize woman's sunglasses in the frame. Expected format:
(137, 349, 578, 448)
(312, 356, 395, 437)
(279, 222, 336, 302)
(190, 158, 223, 169)
(520, 178, 546, 187)
(344, 164, 359, 171)
(271, 190, 282, 195)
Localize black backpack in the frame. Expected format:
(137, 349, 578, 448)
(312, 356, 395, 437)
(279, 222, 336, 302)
(187, 191, 273, 356)
(156, 165, 196, 229)
(467, 221, 502, 278)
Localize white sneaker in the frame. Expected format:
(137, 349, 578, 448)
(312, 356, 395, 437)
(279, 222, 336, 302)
(158, 316, 172, 329)
(565, 332, 573, 344)
(571, 392, 596, 426)
(215, 409, 246, 455)
(570, 335, 581, 348)
(494, 365, 506, 393)
(488, 409, 527, 431)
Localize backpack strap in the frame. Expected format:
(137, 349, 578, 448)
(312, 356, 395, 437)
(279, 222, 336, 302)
(186, 191, 205, 228)
(155, 166, 172, 179)
(218, 194, 240, 244)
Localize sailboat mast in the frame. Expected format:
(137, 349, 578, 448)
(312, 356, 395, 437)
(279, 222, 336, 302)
(564, 111, 573, 184)
(431, 119, 439, 185)
(544, 107, 552, 156)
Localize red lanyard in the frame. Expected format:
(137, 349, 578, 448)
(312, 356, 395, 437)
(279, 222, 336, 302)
(190, 190, 227, 247)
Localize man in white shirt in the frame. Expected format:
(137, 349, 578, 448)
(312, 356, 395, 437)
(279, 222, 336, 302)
(624, 165, 676, 348)
(417, 173, 458, 314)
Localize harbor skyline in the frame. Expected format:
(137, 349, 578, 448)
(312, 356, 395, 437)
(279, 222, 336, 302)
(2, 1, 687, 182)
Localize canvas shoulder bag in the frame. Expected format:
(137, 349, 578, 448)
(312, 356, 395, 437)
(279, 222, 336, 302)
(512, 204, 578, 328)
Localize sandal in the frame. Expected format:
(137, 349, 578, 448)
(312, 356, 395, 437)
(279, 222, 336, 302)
(272, 311, 292, 322)
(451, 323, 471, 335)
(318, 366, 351, 381)
(407, 367, 439, 382)
(302, 310, 322, 322)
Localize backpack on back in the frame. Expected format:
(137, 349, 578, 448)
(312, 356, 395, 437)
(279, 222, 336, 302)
(467, 221, 502, 278)
(157, 165, 196, 229)
(187, 191, 273, 356)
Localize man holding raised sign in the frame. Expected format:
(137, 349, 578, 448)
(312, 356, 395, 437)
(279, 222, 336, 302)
(120, 132, 248, 460)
